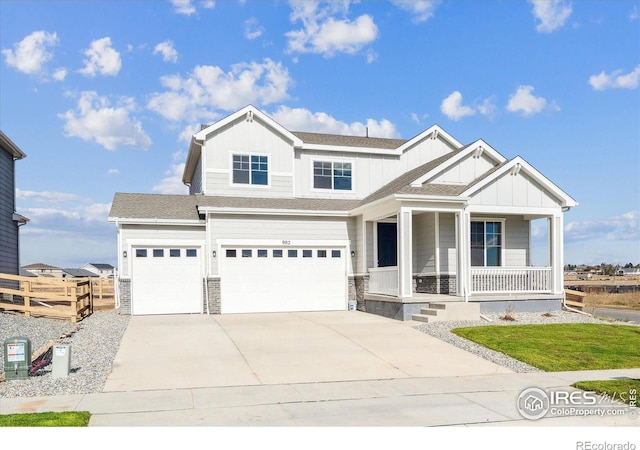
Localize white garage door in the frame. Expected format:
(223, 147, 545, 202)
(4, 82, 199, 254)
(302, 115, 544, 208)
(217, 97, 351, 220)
(131, 246, 203, 315)
(220, 246, 347, 314)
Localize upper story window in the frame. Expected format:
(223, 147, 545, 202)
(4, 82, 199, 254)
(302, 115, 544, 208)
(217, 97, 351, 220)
(471, 221, 502, 267)
(313, 161, 352, 191)
(233, 154, 268, 186)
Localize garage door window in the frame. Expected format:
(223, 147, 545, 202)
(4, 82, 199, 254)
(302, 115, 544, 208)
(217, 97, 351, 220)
(317, 250, 327, 258)
(288, 249, 297, 258)
(170, 249, 180, 257)
(186, 249, 197, 257)
(303, 250, 312, 258)
(273, 249, 283, 258)
(136, 249, 147, 258)
(332, 250, 341, 258)
(226, 249, 236, 258)
(257, 249, 268, 258)
(242, 249, 252, 258)
(153, 249, 164, 257)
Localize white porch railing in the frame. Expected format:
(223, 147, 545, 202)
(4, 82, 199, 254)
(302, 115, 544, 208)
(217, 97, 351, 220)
(470, 267, 552, 293)
(368, 266, 399, 296)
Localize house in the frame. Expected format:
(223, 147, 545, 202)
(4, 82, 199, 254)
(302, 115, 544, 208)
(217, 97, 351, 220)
(81, 263, 115, 278)
(0, 131, 28, 276)
(62, 268, 99, 278)
(109, 105, 577, 318)
(22, 263, 65, 278)
(617, 268, 640, 276)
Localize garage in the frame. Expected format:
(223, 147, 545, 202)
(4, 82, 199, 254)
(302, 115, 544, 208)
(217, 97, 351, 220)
(220, 245, 347, 314)
(131, 245, 203, 315)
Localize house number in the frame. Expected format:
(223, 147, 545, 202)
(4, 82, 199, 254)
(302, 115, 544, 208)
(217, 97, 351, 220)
(282, 240, 291, 245)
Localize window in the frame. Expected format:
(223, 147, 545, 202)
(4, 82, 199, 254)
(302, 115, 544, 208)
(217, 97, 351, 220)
(257, 249, 268, 258)
(317, 250, 327, 258)
(136, 249, 147, 258)
(233, 154, 268, 185)
(303, 249, 312, 258)
(313, 161, 352, 191)
(170, 249, 180, 257)
(242, 249, 252, 258)
(471, 221, 502, 267)
(273, 249, 283, 258)
(186, 249, 197, 257)
(288, 249, 298, 258)
(153, 249, 164, 258)
(226, 249, 237, 258)
(331, 250, 341, 258)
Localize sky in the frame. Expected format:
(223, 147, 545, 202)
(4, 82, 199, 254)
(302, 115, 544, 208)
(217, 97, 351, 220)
(0, 0, 638, 270)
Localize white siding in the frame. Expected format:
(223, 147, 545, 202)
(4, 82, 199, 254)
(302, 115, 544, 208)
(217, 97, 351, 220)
(119, 224, 205, 277)
(430, 153, 496, 185)
(413, 212, 436, 274)
(439, 213, 457, 273)
(504, 216, 530, 266)
(205, 172, 293, 198)
(469, 171, 562, 208)
(210, 214, 357, 275)
(189, 156, 202, 195)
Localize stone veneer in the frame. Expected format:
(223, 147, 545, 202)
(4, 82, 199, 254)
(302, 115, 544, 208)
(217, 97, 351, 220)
(414, 274, 456, 294)
(349, 274, 369, 311)
(206, 277, 221, 314)
(117, 278, 131, 315)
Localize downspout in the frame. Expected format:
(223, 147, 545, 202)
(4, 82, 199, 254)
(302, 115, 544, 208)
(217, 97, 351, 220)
(204, 212, 211, 315)
(115, 219, 121, 309)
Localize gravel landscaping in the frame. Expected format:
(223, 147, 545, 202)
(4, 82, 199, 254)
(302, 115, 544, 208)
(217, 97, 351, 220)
(0, 310, 129, 398)
(415, 310, 636, 373)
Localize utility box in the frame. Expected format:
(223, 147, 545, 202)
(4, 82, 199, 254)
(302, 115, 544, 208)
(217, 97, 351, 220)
(52, 344, 71, 379)
(3, 337, 31, 380)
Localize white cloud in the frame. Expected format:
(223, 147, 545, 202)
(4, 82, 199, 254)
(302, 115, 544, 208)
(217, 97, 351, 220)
(588, 65, 640, 91)
(59, 91, 152, 151)
(147, 59, 293, 122)
(171, 0, 214, 16)
(152, 151, 188, 194)
(2, 30, 59, 75)
(506, 85, 555, 116)
(52, 67, 68, 81)
(106, 169, 120, 175)
(440, 91, 496, 121)
(270, 105, 400, 138)
(244, 17, 265, 40)
(528, 0, 572, 33)
(16, 189, 81, 203)
(631, 6, 639, 21)
(79, 37, 121, 77)
(391, 0, 441, 23)
(153, 40, 179, 63)
(286, 1, 378, 57)
(565, 211, 639, 242)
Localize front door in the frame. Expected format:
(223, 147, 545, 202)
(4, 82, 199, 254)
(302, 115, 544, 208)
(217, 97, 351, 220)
(377, 222, 397, 267)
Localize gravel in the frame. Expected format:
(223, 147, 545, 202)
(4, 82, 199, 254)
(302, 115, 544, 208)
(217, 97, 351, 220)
(0, 310, 129, 398)
(414, 310, 637, 373)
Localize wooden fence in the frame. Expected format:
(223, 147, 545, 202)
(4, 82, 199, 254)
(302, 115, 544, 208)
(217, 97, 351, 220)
(564, 289, 586, 310)
(0, 273, 93, 322)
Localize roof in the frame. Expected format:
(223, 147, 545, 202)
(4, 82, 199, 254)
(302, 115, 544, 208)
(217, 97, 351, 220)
(291, 131, 407, 150)
(85, 263, 114, 270)
(109, 193, 201, 221)
(64, 268, 97, 277)
(0, 130, 26, 159)
(22, 263, 61, 270)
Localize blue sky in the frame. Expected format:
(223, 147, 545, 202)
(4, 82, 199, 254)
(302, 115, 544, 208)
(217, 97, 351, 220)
(1, 0, 638, 269)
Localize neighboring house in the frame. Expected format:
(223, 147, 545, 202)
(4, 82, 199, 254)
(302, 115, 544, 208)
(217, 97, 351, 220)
(109, 105, 577, 318)
(63, 268, 99, 278)
(22, 263, 65, 278)
(81, 263, 115, 278)
(0, 131, 28, 276)
(617, 268, 640, 276)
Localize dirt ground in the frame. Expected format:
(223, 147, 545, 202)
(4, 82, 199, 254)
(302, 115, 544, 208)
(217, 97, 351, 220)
(564, 274, 640, 286)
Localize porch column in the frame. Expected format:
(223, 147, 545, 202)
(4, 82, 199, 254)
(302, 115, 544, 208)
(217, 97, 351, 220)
(455, 209, 470, 299)
(397, 207, 413, 299)
(549, 212, 564, 295)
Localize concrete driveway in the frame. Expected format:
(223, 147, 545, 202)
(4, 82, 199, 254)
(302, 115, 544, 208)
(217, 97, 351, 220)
(103, 311, 511, 392)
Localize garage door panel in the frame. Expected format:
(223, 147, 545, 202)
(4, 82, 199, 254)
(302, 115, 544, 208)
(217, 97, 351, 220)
(221, 246, 346, 314)
(132, 246, 203, 315)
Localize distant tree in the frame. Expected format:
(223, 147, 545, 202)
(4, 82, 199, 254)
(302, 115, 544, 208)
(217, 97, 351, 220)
(624, 262, 634, 268)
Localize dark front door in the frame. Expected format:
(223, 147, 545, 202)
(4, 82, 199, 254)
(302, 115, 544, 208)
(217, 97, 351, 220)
(377, 222, 397, 267)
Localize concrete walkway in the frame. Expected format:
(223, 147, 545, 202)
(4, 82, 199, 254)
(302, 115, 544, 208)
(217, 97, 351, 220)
(0, 311, 638, 427)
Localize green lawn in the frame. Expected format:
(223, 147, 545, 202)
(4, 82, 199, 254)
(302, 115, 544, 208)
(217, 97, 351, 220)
(572, 379, 640, 405)
(0, 411, 91, 427)
(451, 323, 640, 371)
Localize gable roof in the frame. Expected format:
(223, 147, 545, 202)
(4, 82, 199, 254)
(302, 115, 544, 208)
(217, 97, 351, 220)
(64, 268, 97, 277)
(0, 130, 26, 159)
(292, 131, 407, 150)
(109, 193, 201, 222)
(85, 263, 114, 270)
(22, 263, 60, 270)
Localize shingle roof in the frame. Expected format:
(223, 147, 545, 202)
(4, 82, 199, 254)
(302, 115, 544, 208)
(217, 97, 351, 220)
(22, 263, 60, 270)
(109, 193, 201, 220)
(87, 263, 114, 270)
(197, 195, 360, 211)
(64, 268, 97, 277)
(292, 131, 407, 150)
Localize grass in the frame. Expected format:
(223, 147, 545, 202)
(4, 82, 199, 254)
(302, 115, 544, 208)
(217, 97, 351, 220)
(584, 292, 640, 311)
(0, 411, 91, 427)
(451, 323, 640, 371)
(572, 379, 640, 405)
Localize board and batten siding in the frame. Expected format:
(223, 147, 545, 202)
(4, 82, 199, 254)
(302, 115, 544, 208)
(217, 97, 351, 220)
(119, 224, 206, 277)
(210, 214, 357, 275)
(429, 152, 496, 185)
(202, 116, 294, 197)
(0, 148, 19, 275)
(503, 216, 530, 266)
(413, 212, 436, 274)
(438, 213, 457, 273)
(189, 156, 203, 195)
(469, 171, 561, 208)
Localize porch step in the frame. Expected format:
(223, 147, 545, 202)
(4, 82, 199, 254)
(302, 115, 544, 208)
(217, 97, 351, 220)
(411, 302, 481, 323)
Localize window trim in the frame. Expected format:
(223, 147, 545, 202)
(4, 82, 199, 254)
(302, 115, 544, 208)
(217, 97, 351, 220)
(470, 219, 505, 267)
(311, 159, 354, 192)
(230, 153, 271, 188)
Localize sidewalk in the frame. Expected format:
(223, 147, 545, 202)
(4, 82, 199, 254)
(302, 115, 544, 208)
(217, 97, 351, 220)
(1, 369, 638, 426)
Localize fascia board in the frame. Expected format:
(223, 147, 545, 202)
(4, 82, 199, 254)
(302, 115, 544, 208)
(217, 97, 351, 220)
(198, 206, 350, 217)
(108, 217, 205, 226)
(409, 139, 507, 187)
(397, 125, 463, 153)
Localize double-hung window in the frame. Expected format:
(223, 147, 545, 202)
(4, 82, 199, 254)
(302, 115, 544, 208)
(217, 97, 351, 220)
(470, 221, 502, 266)
(313, 161, 352, 191)
(233, 154, 268, 186)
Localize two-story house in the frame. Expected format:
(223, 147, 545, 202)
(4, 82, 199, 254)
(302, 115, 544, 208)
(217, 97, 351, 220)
(109, 105, 577, 318)
(0, 131, 28, 276)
